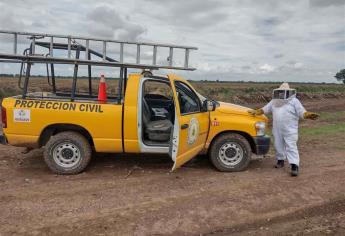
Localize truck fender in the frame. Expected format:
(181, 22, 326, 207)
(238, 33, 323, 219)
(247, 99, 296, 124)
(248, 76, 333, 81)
(39, 124, 94, 148)
(207, 130, 256, 154)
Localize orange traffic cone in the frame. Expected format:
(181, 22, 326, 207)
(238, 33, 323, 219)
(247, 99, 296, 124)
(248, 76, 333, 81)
(98, 74, 107, 103)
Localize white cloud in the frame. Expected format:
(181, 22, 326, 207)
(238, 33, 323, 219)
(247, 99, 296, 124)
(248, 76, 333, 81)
(86, 6, 146, 41)
(259, 64, 275, 73)
(0, 0, 344, 83)
(293, 62, 303, 69)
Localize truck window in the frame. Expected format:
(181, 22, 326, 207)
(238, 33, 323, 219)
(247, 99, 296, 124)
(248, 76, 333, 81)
(141, 79, 175, 146)
(143, 80, 173, 100)
(175, 81, 201, 115)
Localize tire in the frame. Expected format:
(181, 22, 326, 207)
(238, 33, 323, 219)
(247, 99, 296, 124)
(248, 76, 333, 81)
(43, 131, 92, 174)
(209, 133, 252, 172)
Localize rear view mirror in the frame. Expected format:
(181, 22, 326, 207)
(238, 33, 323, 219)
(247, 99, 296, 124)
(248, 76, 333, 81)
(203, 100, 216, 112)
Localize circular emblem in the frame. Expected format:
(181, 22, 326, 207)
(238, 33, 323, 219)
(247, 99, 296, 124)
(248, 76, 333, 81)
(19, 109, 26, 117)
(187, 118, 199, 145)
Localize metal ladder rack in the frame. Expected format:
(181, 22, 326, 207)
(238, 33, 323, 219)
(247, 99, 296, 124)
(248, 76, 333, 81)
(0, 30, 197, 70)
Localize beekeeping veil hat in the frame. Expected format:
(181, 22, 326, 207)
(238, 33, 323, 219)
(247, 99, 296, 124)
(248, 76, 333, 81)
(272, 82, 296, 107)
(273, 82, 296, 100)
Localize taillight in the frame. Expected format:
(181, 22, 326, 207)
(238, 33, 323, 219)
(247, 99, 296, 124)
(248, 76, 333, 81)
(1, 106, 7, 128)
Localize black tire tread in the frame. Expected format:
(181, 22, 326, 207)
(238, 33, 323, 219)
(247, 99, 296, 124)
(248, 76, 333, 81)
(43, 131, 92, 175)
(209, 133, 252, 172)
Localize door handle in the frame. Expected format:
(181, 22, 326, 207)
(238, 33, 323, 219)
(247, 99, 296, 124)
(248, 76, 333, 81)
(181, 124, 189, 129)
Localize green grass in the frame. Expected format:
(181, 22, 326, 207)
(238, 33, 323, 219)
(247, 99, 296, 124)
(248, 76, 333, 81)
(265, 111, 345, 138)
(336, 145, 345, 151)
(300, 122, 345, 137)
(300, 111, 345, 137)
(300, 118, 345, 150)
(263, 111, 345, 151)
(318, 111, 345, 122)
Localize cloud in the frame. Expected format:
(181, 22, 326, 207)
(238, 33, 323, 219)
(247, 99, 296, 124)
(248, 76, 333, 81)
(0, 0, 344, 83)
(310, 0, 345, 7)
(0, 6, 27, 44)
(259, 64, 275, 73)
(274, 53, 284, 59)
(86, 6, 146, 41)
(242, 65, 252, 70)
(0, 11, 26, 31)
(143, 0, 228, 30)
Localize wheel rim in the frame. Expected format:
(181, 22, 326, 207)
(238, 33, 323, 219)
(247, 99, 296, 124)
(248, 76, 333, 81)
(52, 142, 81, 168)
(218, 142, 244, 167)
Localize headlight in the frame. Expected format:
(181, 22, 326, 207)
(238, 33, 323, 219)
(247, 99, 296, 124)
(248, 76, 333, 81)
(255, 122, 266, 136)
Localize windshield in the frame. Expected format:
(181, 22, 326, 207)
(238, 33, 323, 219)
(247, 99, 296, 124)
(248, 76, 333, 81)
(196, 92, 207, 102)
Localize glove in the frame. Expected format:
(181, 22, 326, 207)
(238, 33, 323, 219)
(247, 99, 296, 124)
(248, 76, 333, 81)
(303, 112, 319, 120)
(248, 109, 264, 116)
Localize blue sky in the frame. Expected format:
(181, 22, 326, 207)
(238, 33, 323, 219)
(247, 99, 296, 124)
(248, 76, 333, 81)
(0, 0, 344, 83)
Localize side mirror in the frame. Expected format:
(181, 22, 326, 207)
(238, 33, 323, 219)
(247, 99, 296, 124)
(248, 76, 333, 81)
(203, 100, 216, 112)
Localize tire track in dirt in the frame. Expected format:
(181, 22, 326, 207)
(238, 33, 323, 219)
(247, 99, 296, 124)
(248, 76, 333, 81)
(207, 197, 345, 235)
(0, 151, 344, 235)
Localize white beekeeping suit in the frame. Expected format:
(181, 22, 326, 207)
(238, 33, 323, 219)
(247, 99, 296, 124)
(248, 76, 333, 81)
(248, 82, 318, 176)
(262, 83, 306, 167)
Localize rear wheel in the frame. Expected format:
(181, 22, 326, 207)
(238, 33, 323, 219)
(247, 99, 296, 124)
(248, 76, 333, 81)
(209, 133, 251, 172)
(43, 131, 92, 174)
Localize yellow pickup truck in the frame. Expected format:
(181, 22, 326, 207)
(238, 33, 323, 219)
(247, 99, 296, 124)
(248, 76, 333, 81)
(1, 72, 269, 174)
(0, 30, 270, 174)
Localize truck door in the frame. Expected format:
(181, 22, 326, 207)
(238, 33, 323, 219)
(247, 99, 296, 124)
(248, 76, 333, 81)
(168, 75, 210, 170)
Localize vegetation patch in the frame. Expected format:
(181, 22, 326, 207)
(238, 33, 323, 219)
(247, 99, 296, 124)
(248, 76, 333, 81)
(0, 77, 344, 104)
(318, 111, 345, 122)
(300, 122, 345, 137)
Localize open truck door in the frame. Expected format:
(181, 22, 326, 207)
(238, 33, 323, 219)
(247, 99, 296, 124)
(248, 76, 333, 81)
(168, 75, 210, 171)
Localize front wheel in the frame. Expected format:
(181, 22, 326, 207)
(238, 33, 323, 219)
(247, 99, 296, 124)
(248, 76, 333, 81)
(43, 131, 92, 174)
(209, 133, 252, 172)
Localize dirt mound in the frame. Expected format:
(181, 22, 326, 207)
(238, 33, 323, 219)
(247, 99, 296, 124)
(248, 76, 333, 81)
(230, 92, 345, 105)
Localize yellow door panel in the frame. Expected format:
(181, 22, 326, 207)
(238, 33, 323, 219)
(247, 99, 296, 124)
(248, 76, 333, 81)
(172, 112, 209, 170)
(168, 75, 210, 170)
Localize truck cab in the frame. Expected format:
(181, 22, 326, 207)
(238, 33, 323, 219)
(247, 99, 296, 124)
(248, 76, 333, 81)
(0, 30, 270, 174)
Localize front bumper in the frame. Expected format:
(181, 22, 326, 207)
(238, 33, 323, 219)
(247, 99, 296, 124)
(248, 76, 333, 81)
(0, 133, 7, 145)
(253, 135, 270, 155)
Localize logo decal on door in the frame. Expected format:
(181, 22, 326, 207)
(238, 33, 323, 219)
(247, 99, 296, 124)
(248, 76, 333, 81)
(14, 109, 31, 122)
(187, 118, 199, 145)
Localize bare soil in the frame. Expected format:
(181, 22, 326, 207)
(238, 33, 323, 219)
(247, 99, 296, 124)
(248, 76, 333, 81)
(0, 98, 345, 235)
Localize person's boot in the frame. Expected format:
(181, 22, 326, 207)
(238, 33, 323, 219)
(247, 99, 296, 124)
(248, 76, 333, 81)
(275, 160, 285, 168)
(291, 164, 299, 177)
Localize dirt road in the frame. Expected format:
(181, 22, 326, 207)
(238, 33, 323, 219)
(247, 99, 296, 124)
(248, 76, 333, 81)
(0, 98, 344, 235)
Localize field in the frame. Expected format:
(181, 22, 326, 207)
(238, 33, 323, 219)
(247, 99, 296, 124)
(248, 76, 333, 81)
(0, 76, 344, 104)
(0, 77, 345, 235)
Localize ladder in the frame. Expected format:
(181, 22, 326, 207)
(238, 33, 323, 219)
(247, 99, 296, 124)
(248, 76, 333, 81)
(0, 30, 197, 70)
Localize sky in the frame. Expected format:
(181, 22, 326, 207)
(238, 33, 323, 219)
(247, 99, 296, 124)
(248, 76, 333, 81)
(0, 0, 344, 83)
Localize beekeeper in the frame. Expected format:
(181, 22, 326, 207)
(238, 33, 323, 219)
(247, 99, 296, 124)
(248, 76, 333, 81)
(248, 83, 319, 176)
